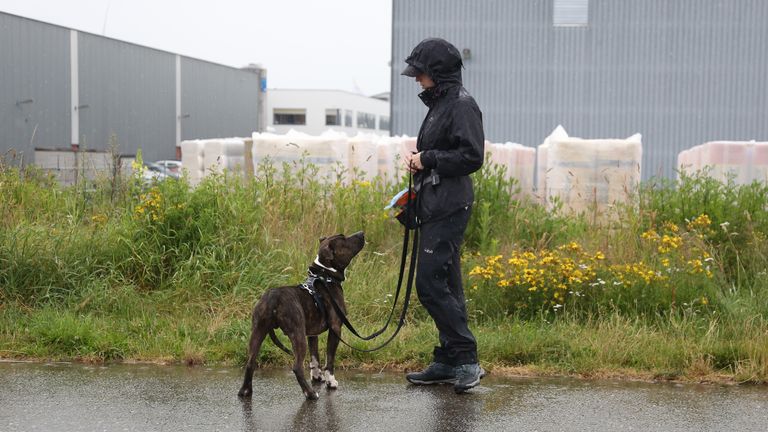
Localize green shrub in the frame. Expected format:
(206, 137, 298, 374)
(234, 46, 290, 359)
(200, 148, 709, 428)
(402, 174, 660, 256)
(2, 157, 768, 378)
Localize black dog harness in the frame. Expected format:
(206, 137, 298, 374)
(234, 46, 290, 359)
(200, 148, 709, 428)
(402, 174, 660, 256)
(300, 271, 334, 314)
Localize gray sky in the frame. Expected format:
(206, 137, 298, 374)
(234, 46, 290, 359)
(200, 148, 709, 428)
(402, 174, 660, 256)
(0, 0, 393, 95)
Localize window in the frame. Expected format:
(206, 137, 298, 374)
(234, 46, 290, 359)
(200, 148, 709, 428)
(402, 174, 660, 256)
(553, 0, 588, 27)
(325, 109, 341, 126)
(357, 112, 376, 129)
(344, 110, 353, 127)
(379, 116, 390, 131)
(273, 108, 306, 125)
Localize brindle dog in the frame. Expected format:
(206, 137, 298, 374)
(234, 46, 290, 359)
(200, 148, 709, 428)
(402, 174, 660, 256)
(238, 231, 365, 400)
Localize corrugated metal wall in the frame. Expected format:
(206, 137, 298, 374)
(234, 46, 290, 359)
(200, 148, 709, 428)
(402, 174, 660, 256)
(1, 11, 264, 167)
(78, 32, 176, 162)
(391, 0, 768, 179)
(180, 58, 261, 141)
(0, 13, 70, 163)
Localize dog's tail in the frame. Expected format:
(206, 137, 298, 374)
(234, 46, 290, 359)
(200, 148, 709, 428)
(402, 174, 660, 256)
(268, 330, 293, 355)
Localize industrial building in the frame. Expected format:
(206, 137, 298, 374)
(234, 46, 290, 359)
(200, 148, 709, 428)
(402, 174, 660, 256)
(0, 11, 266, 177)
(390, 0, 768, 179)
(267, 89, 389, 136)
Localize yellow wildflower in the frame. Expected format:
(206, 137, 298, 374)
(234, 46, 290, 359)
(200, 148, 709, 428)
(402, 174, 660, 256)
(508, 257, 528, 267)
(557, 242, 582, 252)
(687, 214, 712, 231)
(687, 259, 704, 274)
(91, 214, 108, 225)
(641, 229, 659, 241)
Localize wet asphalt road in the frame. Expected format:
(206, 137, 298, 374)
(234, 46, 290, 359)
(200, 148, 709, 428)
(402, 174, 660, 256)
(1, 361, 767, 431)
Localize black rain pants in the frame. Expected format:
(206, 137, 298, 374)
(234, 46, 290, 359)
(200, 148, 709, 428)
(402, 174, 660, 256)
(416, 206, 478, 366)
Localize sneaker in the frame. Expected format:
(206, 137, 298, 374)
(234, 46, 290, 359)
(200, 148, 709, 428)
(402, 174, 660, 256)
(406, 362, 456, 385)
(453, 363, 484, 393)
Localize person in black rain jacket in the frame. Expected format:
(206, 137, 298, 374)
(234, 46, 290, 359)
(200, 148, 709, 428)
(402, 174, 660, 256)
(401, 37, 485, 393)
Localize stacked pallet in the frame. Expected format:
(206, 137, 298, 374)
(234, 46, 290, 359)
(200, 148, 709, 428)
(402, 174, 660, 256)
(678, 141, 768, 184)
(537, 126, 643, 219)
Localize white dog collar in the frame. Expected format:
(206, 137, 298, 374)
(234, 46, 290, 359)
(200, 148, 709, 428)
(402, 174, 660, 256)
(314, 256, 339, 273)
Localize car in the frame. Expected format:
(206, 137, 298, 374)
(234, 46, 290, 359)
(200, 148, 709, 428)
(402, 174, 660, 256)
(154, 160, 182, 176)
(142, 162, 179, 182)
(144, 160, 181, 179)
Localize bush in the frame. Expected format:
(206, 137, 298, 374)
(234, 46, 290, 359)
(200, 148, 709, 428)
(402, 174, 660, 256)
(1, 158, 766, 323)
(639, 170, 768, 290)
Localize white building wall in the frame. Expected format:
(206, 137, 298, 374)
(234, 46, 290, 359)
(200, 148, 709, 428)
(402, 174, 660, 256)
(267, 89, 390, 136)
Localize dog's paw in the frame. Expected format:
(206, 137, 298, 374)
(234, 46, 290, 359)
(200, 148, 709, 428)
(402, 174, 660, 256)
(304, 390, 319, 400)
(323, 370, 338, 389)
(310, 359, 324, 382)
(311, 367, 323, 382)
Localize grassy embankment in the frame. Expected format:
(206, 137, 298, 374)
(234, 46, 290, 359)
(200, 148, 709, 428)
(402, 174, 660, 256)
(1, 155, 767, 384)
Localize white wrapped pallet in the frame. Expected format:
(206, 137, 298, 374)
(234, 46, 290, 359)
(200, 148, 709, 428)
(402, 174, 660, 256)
(536, 125, 568, 204)
(251, 130, 351, 182)
(485, 141, 504, 171)
(486, 141, 514, 178)
(223, 138, 246, 171)
(199, 139, 220, 178)
(376, 136, 403, 182)
(486, 141, 535, 199)
(180, 139, 205, 186)
(696, 141, 768, 184)
(546, 132, 642, 219)
(202, 138, 246, 176)
(373, 134, 412, 183)
(252, 132, 292, 173)
(399, 136, 417, 163)
(677, 148, 696, 175)
(348, 132, 379, 182)
(510, 142, 536, 198)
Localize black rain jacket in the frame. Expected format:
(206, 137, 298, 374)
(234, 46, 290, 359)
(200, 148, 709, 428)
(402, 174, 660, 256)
(404, 38, 485, 223)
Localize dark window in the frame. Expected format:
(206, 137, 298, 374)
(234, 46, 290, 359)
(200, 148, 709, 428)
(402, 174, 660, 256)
(345, 110, 353, 127)
(273, 109, 306, 125)
(379, 116, 390, 131)
(325, 109, 341, 126)
(357, 112, 376, 129)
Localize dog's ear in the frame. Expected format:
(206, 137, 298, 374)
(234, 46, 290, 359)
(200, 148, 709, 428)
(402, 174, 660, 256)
(319, 242, 334, 263)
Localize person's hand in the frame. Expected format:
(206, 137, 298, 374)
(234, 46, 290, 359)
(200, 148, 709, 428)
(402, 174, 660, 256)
(404, 152, 424, 173)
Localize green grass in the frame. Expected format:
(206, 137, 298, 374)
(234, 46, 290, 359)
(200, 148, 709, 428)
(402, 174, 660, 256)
(1, 159, 768, 383)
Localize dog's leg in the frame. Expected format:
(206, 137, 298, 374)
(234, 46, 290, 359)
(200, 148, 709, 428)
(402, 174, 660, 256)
(238, 326, 268, 398)
(323, 328, 340, 389)
(308, 336, 323, 382)
(286, 329, 319, 400)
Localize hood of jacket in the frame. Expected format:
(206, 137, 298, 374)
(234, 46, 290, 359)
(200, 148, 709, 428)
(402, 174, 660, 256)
(404, 38, 463, 94)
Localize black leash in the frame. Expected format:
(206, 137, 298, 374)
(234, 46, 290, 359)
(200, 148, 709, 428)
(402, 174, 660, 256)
(325, 175, 418, 341)
(307, 232, 418, 353)
(304, 172, 421, 352)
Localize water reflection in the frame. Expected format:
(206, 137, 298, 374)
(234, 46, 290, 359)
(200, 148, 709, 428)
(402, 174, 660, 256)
(239, 380, 341, 432)
(409, 385, 483, 432)
(289, 396, 318, 432)
(1, 362, 767, 432)
(240, 398, 256, 431)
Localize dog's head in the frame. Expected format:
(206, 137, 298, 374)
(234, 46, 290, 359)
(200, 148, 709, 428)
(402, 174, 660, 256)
(316, 231, 365, 272)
